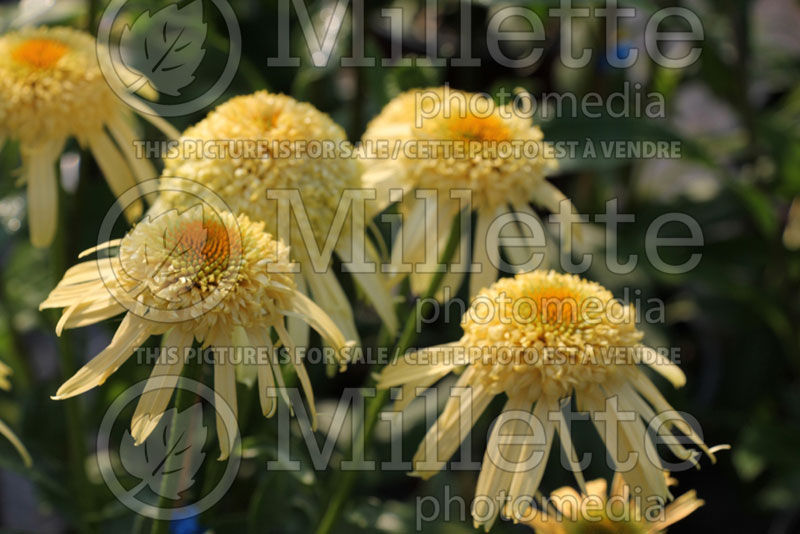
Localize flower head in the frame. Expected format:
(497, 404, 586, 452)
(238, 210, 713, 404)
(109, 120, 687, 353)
(520, 474, 704, 534)
(361, 86, 571, 298)
(155, 91, 397, 341)
(0, 26, 176, 247)
(160, 92, 360, 241)
(41, 207, 351, 458)
(378, 271, 715, 530)
(363, 87, 557, 212)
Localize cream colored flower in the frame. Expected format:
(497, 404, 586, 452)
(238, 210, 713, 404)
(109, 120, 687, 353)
(41, 207, 351, 459)
(378, 270, 715, 530)
(0, 361, 31, 466)
(361, 87, 570, 298)
(519, 474, 703, 534)
(0, 26, 177, 247)
(153, 91, 397, 343)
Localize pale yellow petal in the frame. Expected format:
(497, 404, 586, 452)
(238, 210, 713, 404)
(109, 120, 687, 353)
(108, 113, 158, 185)
(24, 147, 60, 248)
(213, 347, 239, 461)
(87, 132, 142, 222)
(473, 396, 538, 531)
(638, 346, 686, 388)
(275, 323, 317, 430)
(130, 328, 192, 444)
(0, 418, 32, 467)
(302, 261, 359, 344)
(411, 372, 493, 479)
(469, 207, 501, 298)
(339, 238, 399, 335)
(53, 314, 153, 399)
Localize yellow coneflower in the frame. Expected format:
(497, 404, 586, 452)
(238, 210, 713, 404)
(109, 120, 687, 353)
(518, 474, 703, 534)
(41, 207, 351, 459)
(0, 26, 178, 247)
(361, 87, 568, 298)
(153, 91, 397, 343)
(0, 362, 31, 466)
(378, 270, 715, 530)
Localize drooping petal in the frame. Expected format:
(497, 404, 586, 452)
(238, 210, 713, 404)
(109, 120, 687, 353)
(130, 327, 192, 444)
(108, 114, 158, 185)
(411, 368, 494, 479)
(647, 490, 704, 533)
(87, 132, 142, 222)
(275, 322, 317, 430)
(286, 273, 311, 348)
(213, 343, 239, 461)
(0, 418, 32, 467)
(53, 313, 153, 399)
(247, 328, 277, 418)
(637, 346, 686, 388)
(302, 258, 359, 343)
(473, 396, 538, 531)
(287, 290, 348, 355)
(469, 206, 502, 298)
(24, 145, 61, 247)
(502, 396, 556, 522)
(338, 237, 399, 335)
(552, 401, 588, 495)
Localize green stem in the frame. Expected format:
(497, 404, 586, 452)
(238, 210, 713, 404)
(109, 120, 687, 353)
(314, 210, 463, 534)
(53, 163, 96, 534)
(150, 354, 204, 534)
(87, 0, 98, 34)
(0, 280, 33, 389)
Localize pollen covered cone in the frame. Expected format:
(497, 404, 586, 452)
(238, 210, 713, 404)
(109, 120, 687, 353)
(519, 474, 704, 534)
(361, 87, 569, 298)
(0, 26, 177, 247)
(41, 208, 352, 459)
(156, 91, 397, 343)
(377, 271, 716, 530)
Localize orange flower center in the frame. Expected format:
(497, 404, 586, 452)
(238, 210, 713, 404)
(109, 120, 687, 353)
(524, 286, 584, 325)
(165, 218, 237, 291)
(12, 38, 68, 69)
(441, 114, 510, 142)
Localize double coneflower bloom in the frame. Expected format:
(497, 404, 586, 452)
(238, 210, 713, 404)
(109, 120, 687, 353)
(520, 474, 704, 534)
(0, 26, 176, 247)
(41, 207, 351, 458)
(362, 87, 568, 298)
(378, 270, 715, 530)
(153, 91, 397, 342)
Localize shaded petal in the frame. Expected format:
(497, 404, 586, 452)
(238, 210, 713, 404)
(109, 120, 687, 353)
(87, 132, 142, 223)
(470, 207, 501, 298)
(473, 396, 539, 531)
(302, 259, 359, 343)
(24, 145, 61, 247)
(411, 368, 494, 479)
(53, 314, 153, 399)
(0, 418, 32, 467)
(130, 328, 192, 444)
(275, 323, 317, 430)
(213, 344, 239, 461)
